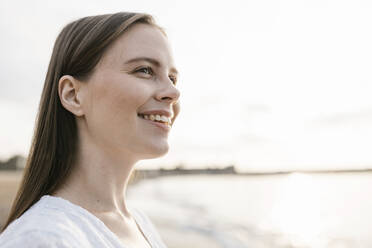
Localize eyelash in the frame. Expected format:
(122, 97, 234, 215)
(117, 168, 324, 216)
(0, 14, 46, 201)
(134, 66, 177, 86)
(135, 66, 154, 75)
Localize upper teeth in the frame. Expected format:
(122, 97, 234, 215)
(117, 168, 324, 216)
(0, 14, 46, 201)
(141, 114, 172, 124)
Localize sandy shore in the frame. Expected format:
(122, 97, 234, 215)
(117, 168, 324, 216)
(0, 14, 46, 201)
(0, 171, 23, 228)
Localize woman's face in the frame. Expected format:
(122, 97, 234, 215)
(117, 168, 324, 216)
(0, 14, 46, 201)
(79, 23, 180, 160)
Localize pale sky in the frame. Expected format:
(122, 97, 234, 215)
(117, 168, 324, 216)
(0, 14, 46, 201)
(0, 0, 371, 172)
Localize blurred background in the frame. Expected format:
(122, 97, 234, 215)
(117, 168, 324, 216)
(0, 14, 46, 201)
(1, 0, 372, 247)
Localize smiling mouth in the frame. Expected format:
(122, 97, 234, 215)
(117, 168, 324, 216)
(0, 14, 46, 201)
(137, 113, 172, 127)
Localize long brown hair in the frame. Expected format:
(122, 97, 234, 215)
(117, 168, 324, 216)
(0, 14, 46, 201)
(2, 12, 158, 232)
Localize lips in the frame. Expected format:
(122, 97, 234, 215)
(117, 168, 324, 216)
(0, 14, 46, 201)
(138, 110, 173, 119)
(138, 113, 171, 131)
(138, 113, 171, 125)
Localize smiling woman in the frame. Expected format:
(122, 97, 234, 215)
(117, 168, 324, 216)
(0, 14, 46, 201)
(0, 12, 180, 248)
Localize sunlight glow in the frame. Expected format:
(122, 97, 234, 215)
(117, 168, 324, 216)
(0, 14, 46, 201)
(261, 173, 331, 247)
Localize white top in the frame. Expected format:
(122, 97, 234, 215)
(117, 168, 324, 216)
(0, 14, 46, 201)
(0, 195, 168, 248)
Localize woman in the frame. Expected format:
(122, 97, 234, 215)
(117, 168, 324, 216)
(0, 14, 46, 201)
(0, 12, 180, 248)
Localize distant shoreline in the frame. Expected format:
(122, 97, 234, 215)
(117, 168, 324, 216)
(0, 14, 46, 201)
(239, 168, 372, 175)
(2, 167, 372, 177)
(2, 155, 372, 176)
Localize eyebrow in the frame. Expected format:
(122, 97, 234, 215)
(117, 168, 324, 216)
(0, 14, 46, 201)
(124, 56, 179, 75)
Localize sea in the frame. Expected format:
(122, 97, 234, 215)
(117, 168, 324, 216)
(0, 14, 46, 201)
(127, 172, 372, 248)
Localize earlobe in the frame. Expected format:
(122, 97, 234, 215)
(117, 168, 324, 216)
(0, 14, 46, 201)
(58, 75, 84, 117)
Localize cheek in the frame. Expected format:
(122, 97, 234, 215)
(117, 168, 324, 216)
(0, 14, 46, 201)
(91, 73, 131, 105)
(86, 75, 150, 130)
(172, 101, 181, 123)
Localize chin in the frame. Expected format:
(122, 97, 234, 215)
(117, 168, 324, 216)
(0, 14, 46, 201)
(140, 144, 169, 160)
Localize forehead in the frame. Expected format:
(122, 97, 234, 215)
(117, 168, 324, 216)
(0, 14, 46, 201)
(102, 23, 175, 68)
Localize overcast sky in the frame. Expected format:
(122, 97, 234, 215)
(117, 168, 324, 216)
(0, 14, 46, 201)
(1, 0, 372, 172)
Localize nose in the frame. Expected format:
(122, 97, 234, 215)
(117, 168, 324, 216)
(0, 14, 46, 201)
(155, 79, 180, 104)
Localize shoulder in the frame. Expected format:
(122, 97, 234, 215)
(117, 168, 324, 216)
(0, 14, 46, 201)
(0, 208, 82, 247)
(0, 230, 75, 248)
(0, 196, 92, 247)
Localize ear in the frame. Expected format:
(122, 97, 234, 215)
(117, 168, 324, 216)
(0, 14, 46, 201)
(58, 75, 84, 117)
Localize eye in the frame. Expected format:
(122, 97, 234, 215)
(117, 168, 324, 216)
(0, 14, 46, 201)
(135, 66, 153, 75)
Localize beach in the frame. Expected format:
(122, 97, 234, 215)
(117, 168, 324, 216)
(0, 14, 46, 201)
(127, 173, 372, 248)
(1, 171, 372, 247)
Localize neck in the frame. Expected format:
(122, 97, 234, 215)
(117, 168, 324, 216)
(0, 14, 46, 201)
(53, 132, 138, 217)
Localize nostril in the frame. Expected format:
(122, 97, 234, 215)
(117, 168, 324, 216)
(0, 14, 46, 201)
(161, 96, 172, 101)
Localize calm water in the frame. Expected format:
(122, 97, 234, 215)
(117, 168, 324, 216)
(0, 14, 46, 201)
(127, 172, 372, 248)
